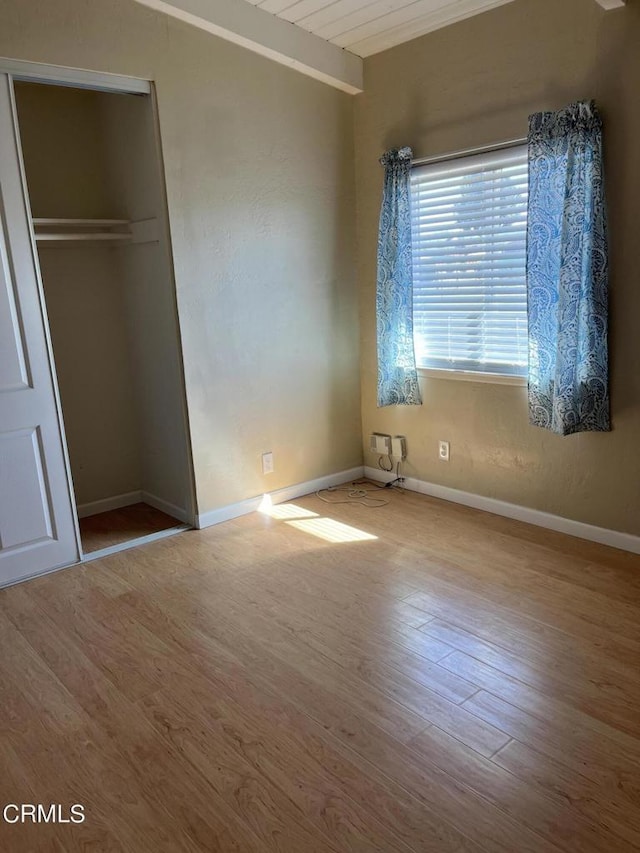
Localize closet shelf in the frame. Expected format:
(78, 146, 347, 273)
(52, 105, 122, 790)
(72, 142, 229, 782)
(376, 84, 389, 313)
(32, 217, 160, 246)
(33, 218, 130, 227)
(36, 232, 132, 242)
(33, 217, 132, 245)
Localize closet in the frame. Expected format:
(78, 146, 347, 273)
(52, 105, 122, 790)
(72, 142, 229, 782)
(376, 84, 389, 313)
(0, 66, 195, 586)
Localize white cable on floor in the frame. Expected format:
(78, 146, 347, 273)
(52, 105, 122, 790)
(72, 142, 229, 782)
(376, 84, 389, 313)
(315, 468, 405, 508)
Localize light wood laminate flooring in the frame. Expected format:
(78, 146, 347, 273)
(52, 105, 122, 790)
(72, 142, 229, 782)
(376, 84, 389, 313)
(1, 484, 640, 851)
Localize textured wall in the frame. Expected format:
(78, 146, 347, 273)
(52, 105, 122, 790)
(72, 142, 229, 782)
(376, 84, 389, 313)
(34, 247, 142, 505)
(101, 92, 195, 517)
(355, 0, 640, 534)
(1, 0, 362, 515)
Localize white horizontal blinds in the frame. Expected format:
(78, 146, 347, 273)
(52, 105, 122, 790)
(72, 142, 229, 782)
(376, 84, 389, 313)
(410, 145, 528, 376)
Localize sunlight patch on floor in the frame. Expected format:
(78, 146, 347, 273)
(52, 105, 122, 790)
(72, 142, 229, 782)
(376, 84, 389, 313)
(258, 496, 319, 520)
(286, 517, 377, 544)
(258, 494, 377, 542)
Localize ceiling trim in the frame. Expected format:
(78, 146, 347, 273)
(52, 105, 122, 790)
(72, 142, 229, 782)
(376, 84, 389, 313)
(132, 0, 363, 94)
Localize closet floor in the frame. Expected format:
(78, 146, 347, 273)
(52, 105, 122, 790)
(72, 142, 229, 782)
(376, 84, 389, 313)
(79, 502, 182, 554)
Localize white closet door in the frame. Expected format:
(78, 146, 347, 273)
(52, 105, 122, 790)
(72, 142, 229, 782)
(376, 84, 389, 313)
(0, 74, 80, 586)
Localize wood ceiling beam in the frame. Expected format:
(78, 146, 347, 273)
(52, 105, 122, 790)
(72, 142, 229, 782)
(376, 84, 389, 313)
(132, 0, 363, 94)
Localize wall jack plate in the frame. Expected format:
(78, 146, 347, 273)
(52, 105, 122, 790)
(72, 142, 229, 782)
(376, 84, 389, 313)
(391, 436, 407, 460)
(370, 433, 392, 455)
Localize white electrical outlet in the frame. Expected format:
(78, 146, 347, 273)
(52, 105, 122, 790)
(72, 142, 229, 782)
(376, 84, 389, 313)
(438, 440, 450, 462)
(262, 451, 274, 474)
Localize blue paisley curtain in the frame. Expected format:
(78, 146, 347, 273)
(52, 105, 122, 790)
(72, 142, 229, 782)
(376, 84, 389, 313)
(527, 101, 610, 435)
(376, 147, 422, 407)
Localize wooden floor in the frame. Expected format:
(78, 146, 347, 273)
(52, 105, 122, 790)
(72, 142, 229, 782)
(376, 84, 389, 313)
(79, 502, 183, 553)
(2, 485, 640, 852)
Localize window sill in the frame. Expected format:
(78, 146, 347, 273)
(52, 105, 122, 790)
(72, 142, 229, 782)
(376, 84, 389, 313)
(417, 367, 527, 387)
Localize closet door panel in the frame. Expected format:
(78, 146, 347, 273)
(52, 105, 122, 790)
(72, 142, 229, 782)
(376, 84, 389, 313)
(0, 73, 79, 586)
(0, 427, 54, 548)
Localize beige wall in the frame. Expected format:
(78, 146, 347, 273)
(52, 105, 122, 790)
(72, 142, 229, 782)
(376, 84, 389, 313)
(101, 92, 195, 517)
(35, 247, 142, 505)
(355, 0, 640, 536)
(1, 0, 362, 515)
(13, 83, 118, 220)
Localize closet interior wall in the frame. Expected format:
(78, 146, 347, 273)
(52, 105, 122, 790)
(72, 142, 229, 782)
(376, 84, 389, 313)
(100, 88, 194, 523)
(14, 81, 194, 527)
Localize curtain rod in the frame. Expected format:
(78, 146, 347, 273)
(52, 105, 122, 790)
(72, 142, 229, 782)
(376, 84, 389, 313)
(411, 136, 528, 168)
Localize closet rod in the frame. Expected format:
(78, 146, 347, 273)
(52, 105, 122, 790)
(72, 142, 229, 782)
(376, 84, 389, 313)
(412, 136, 528, 168)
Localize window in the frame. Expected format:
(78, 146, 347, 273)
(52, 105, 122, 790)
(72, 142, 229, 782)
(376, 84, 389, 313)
(410, 145, 528, 377)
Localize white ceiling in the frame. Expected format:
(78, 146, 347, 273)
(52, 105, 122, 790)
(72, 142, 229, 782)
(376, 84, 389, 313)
(240, 0, 516, 57)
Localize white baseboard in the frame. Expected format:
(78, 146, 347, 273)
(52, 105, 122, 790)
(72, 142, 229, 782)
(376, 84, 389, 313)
(77, 490, 191, 524)
(76, 491, 142, 519)
(196, 466, 365, 529)
(365, 467, 640, 555)
(82, 468, 639, 555)
(141, 491, 192, 525)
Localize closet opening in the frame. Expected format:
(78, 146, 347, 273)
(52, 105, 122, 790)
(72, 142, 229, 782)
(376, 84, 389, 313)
(13, 78, 196, 561)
